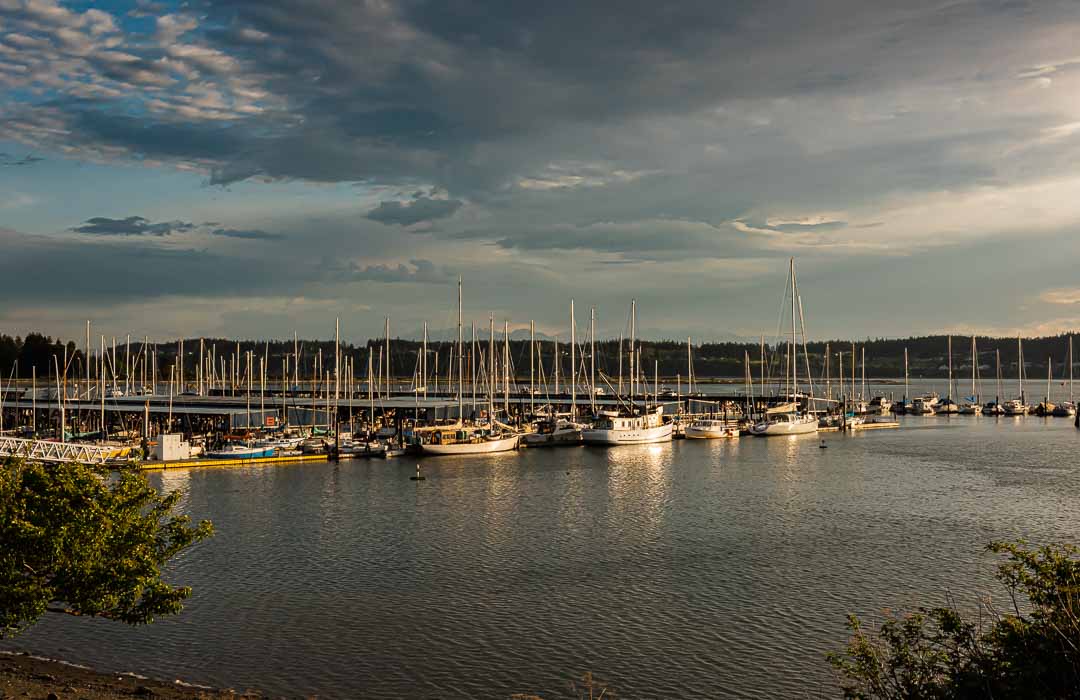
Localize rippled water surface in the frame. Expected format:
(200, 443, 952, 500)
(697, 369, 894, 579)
(6, 412, 1080, 698)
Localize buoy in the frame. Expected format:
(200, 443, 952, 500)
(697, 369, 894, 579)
(410, 464, 426, 481)
(819, 439, 827, 449)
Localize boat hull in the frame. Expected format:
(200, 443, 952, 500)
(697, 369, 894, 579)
(684, 426, 739, 439)
(522, 429, 583, 446)
(749, 418, 818, 436)
(205, 446, 275, 459)
(421, 435, 519, 455)
(581, 422, 673, 445)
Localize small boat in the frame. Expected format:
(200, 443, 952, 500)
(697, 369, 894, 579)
(909, 394, 939, 415)
(421, 428, 520, 455)
(522, 417, 586, 446)
(301, 436, 329, 454)
(582, 406, 673, 445)
(936, 398, 959, 415)
(684, 417, 740, 439)
(337, 439, 386, 458)
(750, 411, 818, 436)
(1002, 399, 1029, 416)
(1003, 335, 1029, 416)
(1051, 401, 1077, 417)
(983, 401, 1005, 415)
(868, 396, 892, 414)
(205, 443, 275, 459)
(957, 402, 982, 415)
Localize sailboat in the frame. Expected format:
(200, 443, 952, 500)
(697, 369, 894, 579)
(1002, 335, 1029, 416)
(750, 259, 818, 436)
(983, 348, 1005, 415)
(421, 279, 520, 455)
(524, 300, 587, 447)
(1034, 357, 1056, 416)
(894, 347, 912, 414)
(582, 300, 673, 445)
(958, 336, 982, 414)
(937, 336, 958, 414)
(1052, 336, 1076, 417)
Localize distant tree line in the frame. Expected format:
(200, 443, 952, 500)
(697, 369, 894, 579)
(0, 331, 1076, 381)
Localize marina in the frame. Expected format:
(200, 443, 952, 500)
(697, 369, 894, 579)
(4, 265, 1076, 470)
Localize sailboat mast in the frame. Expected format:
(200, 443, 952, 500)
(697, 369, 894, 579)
(904, 347, 909, 404)
(631, 300, 636, 410)
(553, 334, 559, 396)
(503, 319, 510, 415)
(422, 321, 428, 401)
(530, 319, 535, 416)
(1071, 335, 1074, 404)
(759, 335, 765, 412)
(1018, 334, 1024, 404)
(1047, 356, 1052, 404)
(789, 259, 796, 400)
(996, 348, 1002, 404)
(947, 335, 953, 401)
(570, 300, 576, 420)
(971, 336, 977, 398)
(590, 307, 596, 414)
(861, 346, 866, 401)
(384, 317, 390, 401)
(687, 336, 693, 396)
(488, 313, 495, 422)
(457, 277, 463, 423)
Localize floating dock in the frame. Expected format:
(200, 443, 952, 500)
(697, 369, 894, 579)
(141, 453, 330, 470)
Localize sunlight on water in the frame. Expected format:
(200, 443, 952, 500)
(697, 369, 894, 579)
(5, 415, 1080, 698)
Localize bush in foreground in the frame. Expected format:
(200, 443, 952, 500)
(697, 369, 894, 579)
(829, 540, 1080, 698)
(1, 457, 213, 637)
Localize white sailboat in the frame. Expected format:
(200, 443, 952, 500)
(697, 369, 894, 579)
(937, 336, 958, 414)
(984, 349, 1005, 415)
(1003, 335, 1029, 416)
(421, 279, 519, 455)
(684, 417, 740, 439)
(957, 336, 982, 414)
(524, 301, 586, 447)
(582, 300, 673, 445)
(1053, 336, 1076, 417)
(1035, 357, 1056, 416)
(750, 259, 818, 437)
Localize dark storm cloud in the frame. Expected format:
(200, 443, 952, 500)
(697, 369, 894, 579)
(349, 258, 450, 283)
(12, 0, 1073, 195)
(71, 216, 196, 236)
(366, 195, 463, 226)
(211, 227, 283, 240)
(0, 154, 44, 166)
(0, 227, 312, 304)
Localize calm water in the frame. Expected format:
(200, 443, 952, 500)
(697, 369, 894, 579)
(6, 408, 1080, 698)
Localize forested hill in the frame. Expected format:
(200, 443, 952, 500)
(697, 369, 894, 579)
(1, 331, 1076, 380)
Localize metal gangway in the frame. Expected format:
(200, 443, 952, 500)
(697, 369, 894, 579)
(0, 436, 122, 465)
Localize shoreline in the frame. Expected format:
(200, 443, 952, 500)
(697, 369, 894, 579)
(0, 650, 266, 699)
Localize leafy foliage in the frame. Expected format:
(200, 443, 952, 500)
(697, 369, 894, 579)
(0, 457, 213, 636)
(829, 541, 1080, 698)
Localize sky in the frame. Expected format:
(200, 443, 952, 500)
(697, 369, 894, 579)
(3, 0, 1080, 343)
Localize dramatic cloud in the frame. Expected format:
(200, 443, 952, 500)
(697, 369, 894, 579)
(211, 227, 282, 240)
(71, 216, 196, 236)
(4, 1, 1080, 339)
(349, 259, 450, 284)
(367, 195, 464, 227)
(0, 153, 44, 166)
